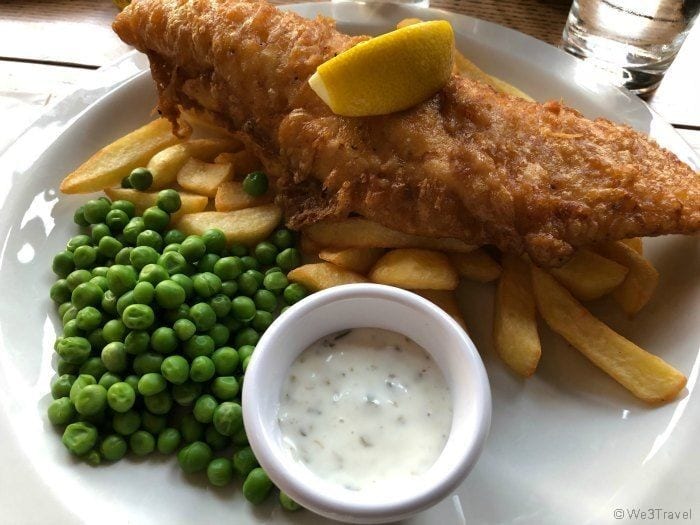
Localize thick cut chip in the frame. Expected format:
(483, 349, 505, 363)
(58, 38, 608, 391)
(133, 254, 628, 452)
(104, 187, 207, 220)
(621, 238, 643, 255)
(493, 256, 541, 377)
(215, 181, 273, 211)
(288, 262, 368, 291)
(299, 233, 322, 256)
(412, 289, 468, 332)
(449, 249, 501, 283)
(595, 241, 659, 316)
(180, 109, 243, 141)
(531, 266, 686, 403)
(304, 218, 474, 253)
(176, 158, 233, 197)
(60, 119, 182, 194)
(369, 249, 458, 290)
(216, 149, 263, 177)
(548, 249, 628, 301)
(176, 205, 281, 245)
(318, 248, 384, 274)
(147, 139, 240, 189)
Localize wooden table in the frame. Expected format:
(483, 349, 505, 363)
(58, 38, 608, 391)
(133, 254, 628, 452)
(1, 0, 699, 156)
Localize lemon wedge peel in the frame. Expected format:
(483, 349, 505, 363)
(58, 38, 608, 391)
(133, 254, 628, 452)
(309, 21, 455, 117)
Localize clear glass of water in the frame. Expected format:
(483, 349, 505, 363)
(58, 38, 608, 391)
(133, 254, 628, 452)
(562, 0, 700, 94)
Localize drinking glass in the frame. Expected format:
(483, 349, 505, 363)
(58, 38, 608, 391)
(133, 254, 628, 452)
(562, 0, 700, 94)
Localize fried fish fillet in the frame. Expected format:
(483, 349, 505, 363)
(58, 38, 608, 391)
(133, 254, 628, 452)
(113, 0, 700, 266)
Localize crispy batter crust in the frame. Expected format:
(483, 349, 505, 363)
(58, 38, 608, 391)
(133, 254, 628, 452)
(114, 0, 700, 266)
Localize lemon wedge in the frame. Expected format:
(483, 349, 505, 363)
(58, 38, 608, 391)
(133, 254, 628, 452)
(309, 21, 455, 117)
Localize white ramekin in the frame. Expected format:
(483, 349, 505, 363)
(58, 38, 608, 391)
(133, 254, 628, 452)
(242, 283, 491, 523)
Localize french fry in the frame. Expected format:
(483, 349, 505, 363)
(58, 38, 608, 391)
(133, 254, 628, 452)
(304, 218, 475, 253)
(548, 249, 628, 301)
(318, 248, 384, 274)
(104, 187, 208, 220)
(288, 262, 368, 291)
(449, 249, 501, 283)
(180, 109, 242, 141)
(147, 139, 240, 189)
(531, 266, 686, 403)
(217, 149, 262, 177)
(493, 256, 541, 377)
(396, 19, 533, 101)
(621, 237, 643, 255)
(215, 181, 273, 211)
(299, 232, 322, 256)
(176, 158, 234, 197)
(176, 204, 281, 245)
(595, 241, 659, 316)
(413, 289, 468, 332)
(60, 119, 182, 194)
(369, 249, 459, 290)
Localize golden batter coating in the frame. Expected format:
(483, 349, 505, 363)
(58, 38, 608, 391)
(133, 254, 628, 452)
(114, 0, 700, 266)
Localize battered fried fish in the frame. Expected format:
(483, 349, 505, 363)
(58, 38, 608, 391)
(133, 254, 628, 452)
(113, 0, 700, 266)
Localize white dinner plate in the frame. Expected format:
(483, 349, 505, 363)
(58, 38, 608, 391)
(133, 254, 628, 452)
(0, 3, 698, 524)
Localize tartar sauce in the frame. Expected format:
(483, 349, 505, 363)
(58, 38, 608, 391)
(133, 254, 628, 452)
(277, 327, 452, 491)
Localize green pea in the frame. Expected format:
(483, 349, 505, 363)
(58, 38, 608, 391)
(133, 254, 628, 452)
(193, 272, 222, 298)
(106, 265, 136, 296)
(116, 291, 135, 316)
(139, 263, 169, 285)
(221, 280, 238, 298)
(263, 271, 288, 293)
(229, 243, 248, 257)
(140, 410, 167, 435)
(271, 229, 295, 250)
(150, 327, 178, 354)
(74, 384, 108, 416)
(242, 468, 273, 504)
(71, 282, 103, 309)
(123, 217, 145, 245)
(138, 373, 167, 396)
(66, 234, 91, 252)
(232, 426, 249, 446)
(173, 318, 196, 341)
(276, 248, 301, 272)
(197, 253, 220, 273)
(157, 428, 182, 455)
(121, 176, 132, 188)
(114, 247, 133, 265)
(252, 289, 276, 312)
(170, 273, 194, 298)
(62, 422, 98, 456)
(74, 206, 90, 227)
(180, 236, 206, 262)
(100, 434, 128, 461)
(51, 251, 75, 277)
(123, 374, 139, 392)
(164, 229, 186, 245)
(184, 335, 215, 359)
(161, 355, 190, 385)
(112, 409, 141, 435)
(62, 307, 78, 327)
(90, 223, 111, 244)
(57, 300, 74, 318)
(212, 401, 242, 436)
(89, 275, 109, 292)
(75, 306, 101, 331)
(136, 229, 164, 252)
(251, 310, 273, 332)
(101, 342, 128, 373)
(189, 303, 217, 331)
(128, 167, 153, 190)
(130, 430, 155, 456)
(163, 243, 181, 254)
(48, 397, 76, 426)
(158, 251, 187, 276)
(57, 358, 79, 376)
(193, 394, 218, 424)
(97, 235, 122, 259)
(231, 296, 256, 322)
(242, 171, 268, 197)
(283, 283, 307, 305)
(177, 414, 202, 444)
(211, 347, 239, 375)
(57, 337, 91, 365)
(62, 319, 82, 338)
(177, 441, 212, 474)
(241, 356, 251, 372)
(50, 280, 72, 306)
(105, 209, 129, 233)
(205, 425, 229, 451)
(211, 377, 240, 401)
(279, 491, 301, 511)
(254, 242, 278, 265)
(207, 324, 230, 347)
(238, 345, 255, 361)
(234, 327, 259, 347)
(213, 256, 244, 280)
(237, 272, 259, 296)
(130, 245, 159, 270)
(132, 350, 163, 374)
(171, 381, 202, 406)
(199, 228, 226, 255)
(207, 294, 231, 319)
(102, 319, 126, 343)
(124, 330, 150, 355)
(83, 199, 111, 224)
(207, 458, 234, 487)
(51, 374, 76, 399)
(122, 304, 154, 330)
(233, 446, 259, 478)
(144, 390, 172, 415)
(155, 189, 181, 213)
(107, 382, 136, 413)
(69, 375, 97, 405)
(143, 206, 170, 232)
(111, 199, 136, 218)
(131, 281, 153, 304)
(98, 372, 121, 390)
(66, 269, 92, 290)
(240, 256, 259, 271)
(190, 356, 216, 383)
(86, 329, 106, 355)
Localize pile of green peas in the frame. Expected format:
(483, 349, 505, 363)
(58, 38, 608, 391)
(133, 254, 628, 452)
(48, 184, 304, 510)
